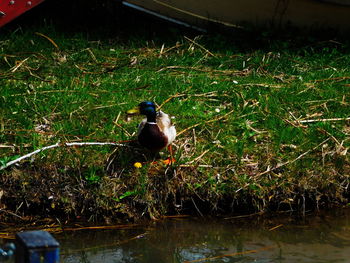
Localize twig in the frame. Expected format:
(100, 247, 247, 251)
(269, 224, 284, 231)
(50, 224, 140, 233)
(191, 197, 203, 217)
(158, 91, 218, 110)
(297, 117, 350, 124)
(256, 138, 330, 177)
(186, 149, 210, 164)
(0, 209, 23, 219)
(35, 32, 60, 50)
(159, 43, 165, 56)
(64, 142, 124, 147)
(177, 109, 234, 136)
(85, 48, 98, 63)
(113, 111, 122, 126)
(318, 128, 347, 155)
(92, 104, 120, 110)
(304, 99, 337, 104)
(125, 84, 150, 91)
(158, 90, 218, 109)
(314, 76, 350, 82)
(318, 128, 341, 145)
(161, 43, 184, 54)
(192, 129, 197, 147)
(158, 65, 243, 76)
(10, 57, 29, 73)
(0, 145, 15, 149)
(1, 142, 60, 170)
(224, 211, 264, 220)
(114, 123, 132, 137)
(0, 141, 126, 171)
(157, 93, 186, 110)
(1, 128, 108, 140)
(184, 36, 215, 57)
(161, 214, 190, 219)
(10, 90, 99, 97)
(179, 164, 213, 168)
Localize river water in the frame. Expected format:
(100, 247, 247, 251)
(56, 209, 350, 263)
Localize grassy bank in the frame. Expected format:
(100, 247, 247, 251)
(0, 8, 349, 223)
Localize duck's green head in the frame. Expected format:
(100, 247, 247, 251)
(127, 101, 156, 116)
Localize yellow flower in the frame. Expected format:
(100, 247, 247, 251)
(134, 162, 142, 168)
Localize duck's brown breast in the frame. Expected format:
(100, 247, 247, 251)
(138, 123, 168, 152)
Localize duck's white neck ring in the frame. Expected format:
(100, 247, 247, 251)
(146, 122, 157, 125)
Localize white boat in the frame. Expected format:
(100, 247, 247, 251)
(121, 0, 350, 32)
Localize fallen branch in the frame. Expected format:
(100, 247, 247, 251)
(0, 141, 126, 171)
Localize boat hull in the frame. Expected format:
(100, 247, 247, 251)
(122, 0, 350, 31)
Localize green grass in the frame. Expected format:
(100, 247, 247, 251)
(0, 18, 349, 222)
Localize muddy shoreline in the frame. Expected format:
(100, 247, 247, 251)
(1, 159, 348, 225)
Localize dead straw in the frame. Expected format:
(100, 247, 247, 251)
(177, 109, 234, 136)
(184, 36, 215, 57)
(256, 138, 330, 177)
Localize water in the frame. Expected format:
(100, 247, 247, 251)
(2, 210, 350, 263)
(56, 210, 350, 263)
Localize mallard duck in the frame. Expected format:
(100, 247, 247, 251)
(127, 101, 176, 157)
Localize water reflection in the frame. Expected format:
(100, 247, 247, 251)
(46, 210, 350, 262)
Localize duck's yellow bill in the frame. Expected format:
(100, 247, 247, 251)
(127, 107, 140, 115)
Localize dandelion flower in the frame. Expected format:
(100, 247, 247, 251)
(134, 162, 142, 168)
